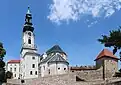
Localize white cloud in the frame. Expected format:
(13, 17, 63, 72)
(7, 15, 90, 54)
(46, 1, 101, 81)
(87, 20, 98, 28)
(48, 0, 121, 24)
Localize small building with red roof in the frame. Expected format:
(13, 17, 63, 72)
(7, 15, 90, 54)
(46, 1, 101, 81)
(7, 60, 20, 64)
(7, 60, 20, 79)
(69, 48, 119, 79)
(95, 49, 119, 77)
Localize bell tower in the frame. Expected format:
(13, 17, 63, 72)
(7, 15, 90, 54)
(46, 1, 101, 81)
(20, 7, 39, 79)
(21, 7, 37, 57)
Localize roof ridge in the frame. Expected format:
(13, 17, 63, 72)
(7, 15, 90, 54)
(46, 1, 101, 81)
(46, 54, 56, 63)
(48, 53, 67, 63)
(46, 45, 66, 55)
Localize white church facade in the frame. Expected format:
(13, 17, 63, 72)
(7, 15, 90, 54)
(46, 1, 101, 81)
(6, 7, 69, 79)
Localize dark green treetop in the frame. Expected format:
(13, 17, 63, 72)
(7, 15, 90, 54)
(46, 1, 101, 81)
(0, 42, 6, 60)
(98, 26, 121, 59)
(0, 42, 6, 82)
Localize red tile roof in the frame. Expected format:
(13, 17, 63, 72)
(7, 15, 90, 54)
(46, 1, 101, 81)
(7, 60, 20, 63)
(95, 49, 119, 61)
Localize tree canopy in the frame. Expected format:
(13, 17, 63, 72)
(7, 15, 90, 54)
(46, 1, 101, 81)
(6, 71, 13, 79)
(98, 26, 121, 56)
(0, 42, 6, 60)
(0, 42, 6, 83)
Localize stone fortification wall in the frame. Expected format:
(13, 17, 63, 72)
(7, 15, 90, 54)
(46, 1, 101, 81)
(7, 73, 77, 85)
(74, 67, 103, 80)
(7, 74, 121, 85)
(73, 66, 114, 80)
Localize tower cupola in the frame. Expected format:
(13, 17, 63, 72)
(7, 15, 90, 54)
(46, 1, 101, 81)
(23, 7, 34, 32)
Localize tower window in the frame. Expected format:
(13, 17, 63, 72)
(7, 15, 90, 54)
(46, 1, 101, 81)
(28, 32, 31, 36)
(35, 71, 37, 75)
(32, 64, 35, 68)
(30, 71, 32, 75)
(28, 39, 31, 44)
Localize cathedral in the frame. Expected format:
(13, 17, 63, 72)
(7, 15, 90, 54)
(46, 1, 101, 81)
(7, 7, 69, 79)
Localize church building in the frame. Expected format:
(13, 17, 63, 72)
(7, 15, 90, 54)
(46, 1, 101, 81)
(6, 7, 69, 79)
(39, 45, 69, 77)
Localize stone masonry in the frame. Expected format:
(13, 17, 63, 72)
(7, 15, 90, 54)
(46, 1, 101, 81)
(7, 73, 121, 85)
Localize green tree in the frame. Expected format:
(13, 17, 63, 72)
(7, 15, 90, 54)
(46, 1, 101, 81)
(98, 27, 121, 76)
(0, 42, 6, 83)
(0, 42, 6, 61)
(6, 71, 13, 79)
(98, 27, 121, 58)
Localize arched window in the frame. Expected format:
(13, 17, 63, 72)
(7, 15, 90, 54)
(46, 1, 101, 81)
(28, 39, 31, 44)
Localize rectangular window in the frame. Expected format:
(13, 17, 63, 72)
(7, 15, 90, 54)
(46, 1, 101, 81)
(48, 69, 50, 74)
(14, 68, 16, 72)
(10, 68, 12, 72)
(15, 74, 16, 77)
(30, 71, 32, 75)
(32, 64, 35, 68)
(35, 71, 37, 75)
(32, 57, 35, 60)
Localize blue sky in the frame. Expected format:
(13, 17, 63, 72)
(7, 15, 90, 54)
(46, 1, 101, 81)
(1, 0, 121, 67)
